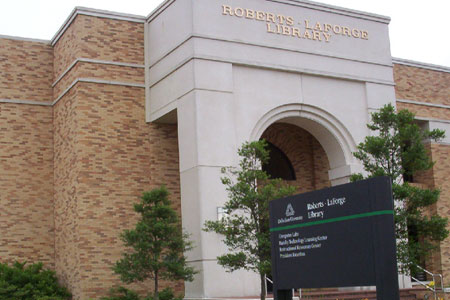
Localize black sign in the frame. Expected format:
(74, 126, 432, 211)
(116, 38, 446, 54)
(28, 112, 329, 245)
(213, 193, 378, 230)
(269, 177, 399, 299)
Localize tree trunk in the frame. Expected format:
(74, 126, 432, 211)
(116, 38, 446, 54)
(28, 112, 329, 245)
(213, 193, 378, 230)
(260, 273, 266, 300)
(154, 271, 159, 300)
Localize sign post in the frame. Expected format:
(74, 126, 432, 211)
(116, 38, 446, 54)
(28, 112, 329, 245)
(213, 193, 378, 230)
(269, 177, 399, 299)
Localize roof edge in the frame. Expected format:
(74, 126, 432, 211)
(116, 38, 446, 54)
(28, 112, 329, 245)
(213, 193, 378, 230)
(146, 0, 390, 24)
(51, 7, 146, 46)
(0, 34, 50, 44)
(146, 0, 176, 22)
(393, 57, 450, 74)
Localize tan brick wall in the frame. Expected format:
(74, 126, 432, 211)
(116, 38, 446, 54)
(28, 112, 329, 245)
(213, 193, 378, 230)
(394, 63, 450, 280)
(397, 102, 449, 120)
(76, 16, 144, 65)
(429, 144, 450, 280)
(0, 103, 54, 267)
(53, 62, 144, 97)
(394, 63, 450, 105)
(311, 136, 331, 190)
(72, 83, 182, 299)
(53, 17, 81, 80)
(53, 15, 144, 81)
(0, 38, 53, 102)
(411, 144, 443, 277)
(53, 87, 82, 296)
(261, 123, 331, 192)
(52, 82, 183, 299)
(51, 13, 182, 299)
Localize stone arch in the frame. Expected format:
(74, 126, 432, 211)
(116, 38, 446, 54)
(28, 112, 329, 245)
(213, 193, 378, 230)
(250, 104, 361, 185)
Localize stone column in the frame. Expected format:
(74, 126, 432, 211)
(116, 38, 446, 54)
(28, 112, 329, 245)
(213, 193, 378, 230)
(177, 59, 260, 299)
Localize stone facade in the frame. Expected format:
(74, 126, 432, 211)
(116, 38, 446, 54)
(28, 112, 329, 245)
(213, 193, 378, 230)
(0, 3, 449, 300)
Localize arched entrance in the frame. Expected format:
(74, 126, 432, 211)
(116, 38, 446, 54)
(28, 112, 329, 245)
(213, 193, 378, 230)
(256, 105, 365, 294)
(261, 123, 333, 294)
(262, 123, 331, 193)
(252, 104, 361, 186)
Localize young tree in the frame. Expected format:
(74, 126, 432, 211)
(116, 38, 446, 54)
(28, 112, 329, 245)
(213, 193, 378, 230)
(352, 103, 448, 274)
(113, 187, 196, 300)
(204, 140, 295, 300)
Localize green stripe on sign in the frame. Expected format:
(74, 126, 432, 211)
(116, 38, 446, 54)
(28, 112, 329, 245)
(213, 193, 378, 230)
(270, 210, 394, 232)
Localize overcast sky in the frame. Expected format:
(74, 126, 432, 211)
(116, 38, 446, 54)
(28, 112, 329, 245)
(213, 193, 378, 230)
(1, 0, 449, 67)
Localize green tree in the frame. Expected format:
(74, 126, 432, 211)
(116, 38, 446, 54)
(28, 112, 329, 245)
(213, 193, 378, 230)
(113, 187, 196, 300)
(352, 103, 448, 274)
(204, 140, 295, 300)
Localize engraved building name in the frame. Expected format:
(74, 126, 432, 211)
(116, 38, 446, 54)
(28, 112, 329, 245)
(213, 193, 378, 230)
(222, 5, 369, 43)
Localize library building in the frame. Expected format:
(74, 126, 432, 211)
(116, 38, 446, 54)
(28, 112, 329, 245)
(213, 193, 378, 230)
(0, 0, 449, 299)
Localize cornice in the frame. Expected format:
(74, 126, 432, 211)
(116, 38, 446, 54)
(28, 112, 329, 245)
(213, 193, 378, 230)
(0, 99, 52, 106)
(0, 79, 144, 107)
(396, 99, 450, 110)
(51, 7, 146, 46)
(146, 0, 176, 22)
(52, 58, 145, 87)
(415, 116, 450, 127)
(393, 58, 450, 73)
(52, 78, 145, 106)
(0, 34, 50, 44)
(146, 0, 390, 24)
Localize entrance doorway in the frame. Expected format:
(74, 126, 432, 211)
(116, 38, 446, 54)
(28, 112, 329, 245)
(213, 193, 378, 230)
(260, 122, 332, 294)
(261, 123, 331, 193)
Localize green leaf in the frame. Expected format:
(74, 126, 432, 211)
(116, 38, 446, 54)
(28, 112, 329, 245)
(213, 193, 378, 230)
(352, 104, 448, 272)
(203, 140, 295, 298)
(112, 186, 197, 299)
(0, 261, 71, 300)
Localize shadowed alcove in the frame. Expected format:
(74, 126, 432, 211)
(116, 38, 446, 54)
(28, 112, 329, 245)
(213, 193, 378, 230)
(261, 122, 331, 193)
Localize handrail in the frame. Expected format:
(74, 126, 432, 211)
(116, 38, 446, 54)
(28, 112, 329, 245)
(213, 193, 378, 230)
(264, 275, 272, 297)
(417, 265, 445, 292)
(265, 276, 298, 299)
(410, 276, 434, 292)
(266, 267, 445, 300)
(410, 265, 446, 300)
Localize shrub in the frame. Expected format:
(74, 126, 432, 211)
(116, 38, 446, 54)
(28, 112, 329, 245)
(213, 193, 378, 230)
(101, 287, 181, 300)
(100, 286, 140, 300)
(144, 288, 181, 300)
(0, 261, 71, 300)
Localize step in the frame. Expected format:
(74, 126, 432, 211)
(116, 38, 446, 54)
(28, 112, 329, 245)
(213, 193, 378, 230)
(262, 287, 432, 300)
(296, 288, 419, 300)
